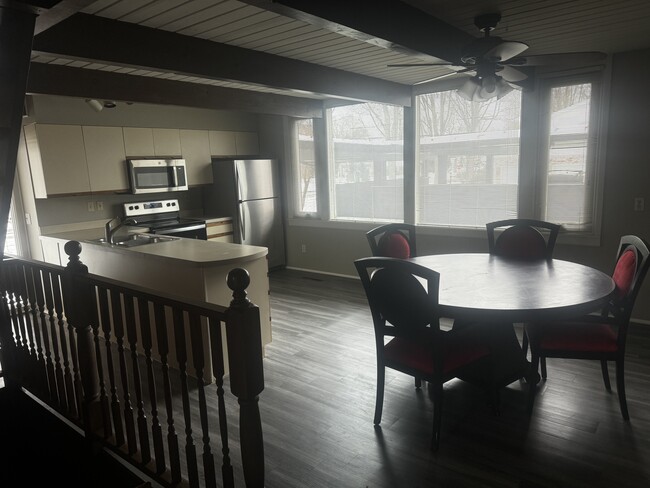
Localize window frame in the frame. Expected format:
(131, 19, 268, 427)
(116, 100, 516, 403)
(288, 65, 611, 246)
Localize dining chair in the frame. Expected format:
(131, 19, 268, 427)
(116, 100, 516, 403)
(355, 256, 491, 450)
(487, 218, 561, 260)
(366, 223, 417, 259)
(486, 218, 562, 355)
(525, 235, 650, 420)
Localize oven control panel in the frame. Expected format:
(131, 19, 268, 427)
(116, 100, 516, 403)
(124, 199, 179, 217)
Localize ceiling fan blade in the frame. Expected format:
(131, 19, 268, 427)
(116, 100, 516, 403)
(483, 41, 529, 62)
(498, 65, 528, 82)
(387, 62, 454, 67)
(505, 51, 606, 66)
(415, 67, 474, 85)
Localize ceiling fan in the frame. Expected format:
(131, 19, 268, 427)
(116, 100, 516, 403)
(389, 13, 606, 101)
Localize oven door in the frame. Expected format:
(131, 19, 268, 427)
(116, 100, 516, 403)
(150, 222, 207, 240)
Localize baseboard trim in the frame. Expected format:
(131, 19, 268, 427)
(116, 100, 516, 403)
(284, 266, 357, 280)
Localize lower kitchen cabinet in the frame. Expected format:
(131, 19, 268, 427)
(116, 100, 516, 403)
(206, 217, 234, 243)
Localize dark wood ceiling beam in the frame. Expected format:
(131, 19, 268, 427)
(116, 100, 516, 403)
(32, 12, 412, 106)
(26, 63, 328, 118)
(237, 0, 473, 63)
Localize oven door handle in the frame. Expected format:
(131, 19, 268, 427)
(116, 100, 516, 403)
(157, 223, 206, 234)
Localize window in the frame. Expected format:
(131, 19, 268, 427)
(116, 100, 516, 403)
(294, 118, 317, 215)
(416, 89, 521, 227)
(538, 79, 601, 232)
(327, 102, 404, 221)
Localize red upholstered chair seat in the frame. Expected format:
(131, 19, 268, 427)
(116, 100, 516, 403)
(613, 249, 636, 299)
(530, 322, 618, 353)
(384, 335, 489, 376)
(378, 231, 411, 259)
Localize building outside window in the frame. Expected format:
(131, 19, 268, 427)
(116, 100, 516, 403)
(416, 89, 522, 227)
(291, 73, 605, 239)
(327, 102, 404, 221)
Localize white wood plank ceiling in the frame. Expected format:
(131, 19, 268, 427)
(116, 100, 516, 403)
(30, 0, 650, 100)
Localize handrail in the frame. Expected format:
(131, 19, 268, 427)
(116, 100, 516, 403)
(0, 241, 265, 487)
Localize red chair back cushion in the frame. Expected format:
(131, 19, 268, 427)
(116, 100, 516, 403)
(495, 225, 548, 259)
(378, 231, 411, 259)
(613, 249, 637, 299)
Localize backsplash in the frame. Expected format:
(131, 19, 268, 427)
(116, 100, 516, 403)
(35, 187, 205, 227)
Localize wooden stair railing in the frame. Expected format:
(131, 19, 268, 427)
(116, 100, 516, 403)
(0, 241, 265, 487)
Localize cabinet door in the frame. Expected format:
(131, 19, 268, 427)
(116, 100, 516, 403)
(33, 124, 90, 196)
(180, 129, 212, 185)
(209, 130, 237, 156)
(123, 127, 154, 156)
(83, 126, 129, 192)
(206, 219, 233, 242)
(153, 128, 181, 156)
(235, 131, 260, 156)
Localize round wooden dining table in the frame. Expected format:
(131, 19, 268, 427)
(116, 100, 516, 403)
(409, 253, 616, 389)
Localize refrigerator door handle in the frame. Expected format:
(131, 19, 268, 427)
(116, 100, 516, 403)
(235, 165, 246, 241)
(239, 201, 246, 242)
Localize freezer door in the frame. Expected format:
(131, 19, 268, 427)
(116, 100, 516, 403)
(235, 159, 279, 200)
(239, 197, 286, 268)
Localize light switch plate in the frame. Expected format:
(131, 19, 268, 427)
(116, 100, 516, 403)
(87, 201, 95, 212)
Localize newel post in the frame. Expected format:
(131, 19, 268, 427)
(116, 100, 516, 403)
(226, 268, 265, 488)
(62, 241, 102, 437)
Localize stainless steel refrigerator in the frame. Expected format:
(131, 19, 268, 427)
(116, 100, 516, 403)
(204, 158, 286, 269)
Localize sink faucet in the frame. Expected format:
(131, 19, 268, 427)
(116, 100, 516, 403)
(105, 216, 137, 244)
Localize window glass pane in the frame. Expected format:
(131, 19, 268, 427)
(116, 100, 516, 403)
(416, 90, 521, 227)
(544, 83, 592, 229)
(3, 200, 16, 256)
(329, 103, 403, 221)
(296, 119, 317, 214)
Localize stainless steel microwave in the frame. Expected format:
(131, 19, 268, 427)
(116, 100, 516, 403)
(127, 158, 188, 194)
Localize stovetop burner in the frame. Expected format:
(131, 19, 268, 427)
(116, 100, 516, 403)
(122, 198, 207, 239)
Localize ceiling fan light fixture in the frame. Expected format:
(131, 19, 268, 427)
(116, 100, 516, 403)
(457, 77, 481, 101)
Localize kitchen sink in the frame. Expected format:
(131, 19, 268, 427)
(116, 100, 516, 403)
(87, 234, 180, 248)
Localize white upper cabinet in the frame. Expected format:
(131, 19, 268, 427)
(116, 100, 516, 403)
(235, 131, 260, 156)
(123, 127, 181, 157)
(123, 127, 155, 157)
(152, 128, 181, 156)
(180, 129, 212, 185)
(83, 126, 129, 192)
(209, 130, 237, 156)
(25, 123, 90, 197)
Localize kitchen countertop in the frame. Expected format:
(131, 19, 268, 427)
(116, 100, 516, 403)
(42, 227, 267, 267)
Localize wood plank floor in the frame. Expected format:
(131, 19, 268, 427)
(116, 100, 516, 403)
(261, 268, 650, 488)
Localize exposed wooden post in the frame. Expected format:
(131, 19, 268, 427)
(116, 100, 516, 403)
(225, 268, 265, 488)
(62, 241, 102, 437)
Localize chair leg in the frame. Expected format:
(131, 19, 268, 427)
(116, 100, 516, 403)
(616, 358, 630, 421)
(521, 329, 529, 357)
(431, 381, 443, 451)
(600, 360, 611, 391)
(540, 356, 547, 379)
(415, 377, 422, 389)
(527, 353, 540, 414)
(374, 364, 385, 425)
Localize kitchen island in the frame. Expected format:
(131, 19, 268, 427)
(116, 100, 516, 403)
(41, 229, 271, 379)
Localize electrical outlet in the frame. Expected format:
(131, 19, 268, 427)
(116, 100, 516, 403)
(301, 244, 307, 253)
(87, 201, 95, 212)
(96, 201, 104, 211)
(634, 197, 644, 212)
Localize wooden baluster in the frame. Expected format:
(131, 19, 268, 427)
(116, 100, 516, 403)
(110, 289, 137, 454)
(51, 272, 78, 418)
(62, 241, 102, 437)
(42, 268, 66, 410)
(10, 263, 29, 377)
(226, 268, 265, 488)
(138, 297, 165, 474)
(92, 285, 113, 441)
(189, 311, 217, 488)
(25, 266, 48, 396)
(16, 263, 38, 389)
(172, 307, 199, 487)
(153, 302, 180, 483)
(0, 261, 19, 389)
(98, 286, 123, 445)
(123, 293, 151, 463)
(32, 267, 57, 402)
(209, 313, 234, 488)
